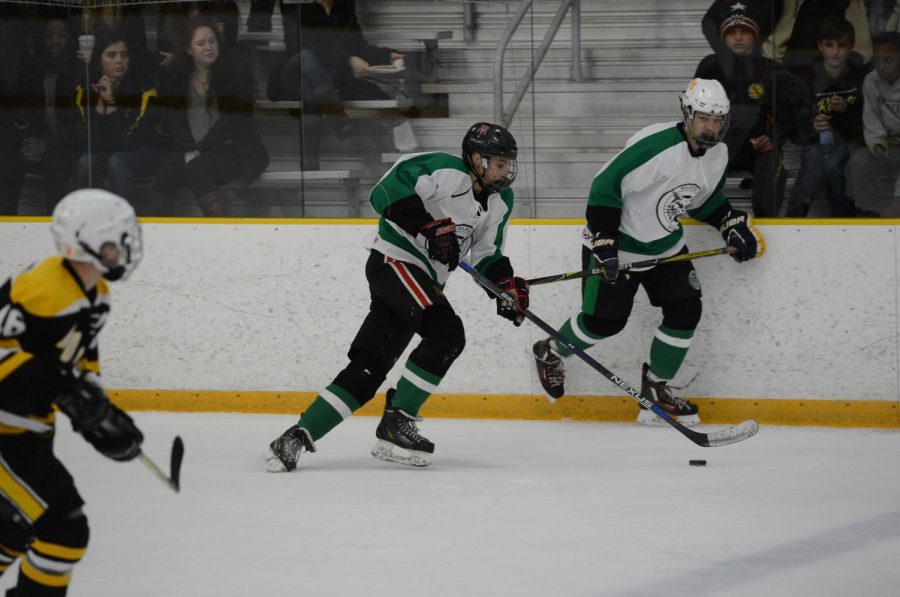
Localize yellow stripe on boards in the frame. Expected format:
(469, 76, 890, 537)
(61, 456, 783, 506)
(108, 390, 900, 428)
(21, 558, 71, 588)
(30, 540, 86, 562)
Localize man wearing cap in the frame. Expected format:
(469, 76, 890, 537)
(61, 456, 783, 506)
(695, 5, 789, 217)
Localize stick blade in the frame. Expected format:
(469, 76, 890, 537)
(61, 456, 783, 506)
(703, 419, 760, 447)
(170, 436, 184, 492)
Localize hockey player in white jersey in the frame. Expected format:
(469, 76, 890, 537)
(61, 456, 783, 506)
(533, 78, 765, 426)
(261, 123, 530, 471)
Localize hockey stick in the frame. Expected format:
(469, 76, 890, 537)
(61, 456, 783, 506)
(526, 247, 729, 287)
(460, 261, 758, 447)
(138, 436, 184, 493)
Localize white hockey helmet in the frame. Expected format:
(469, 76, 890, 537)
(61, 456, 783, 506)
(51, 189, 143, 281)
(680, 78, 731, 149)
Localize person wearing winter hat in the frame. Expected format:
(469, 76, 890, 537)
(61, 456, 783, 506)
(694, 6, 790, 217)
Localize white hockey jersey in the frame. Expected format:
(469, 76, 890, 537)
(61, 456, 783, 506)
(586, 122, 729, 264)
(367, 152, 514, 287)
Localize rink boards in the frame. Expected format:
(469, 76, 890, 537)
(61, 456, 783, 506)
(1, 217, 898, 427)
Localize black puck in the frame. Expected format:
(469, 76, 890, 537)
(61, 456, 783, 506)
(689, 459, 707, 466)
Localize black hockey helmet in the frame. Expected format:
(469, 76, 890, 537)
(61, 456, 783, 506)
(462, 122, 518, 193)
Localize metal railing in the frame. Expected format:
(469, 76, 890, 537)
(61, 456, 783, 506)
(493, 0, 582, 126)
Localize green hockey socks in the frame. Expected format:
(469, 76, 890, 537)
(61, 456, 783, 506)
(298, 384, 362, 441)
(648, 325, 694, 380)
(391, 360, 444, 417)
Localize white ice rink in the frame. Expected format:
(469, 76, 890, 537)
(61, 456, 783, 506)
(1, 412, 898, 597)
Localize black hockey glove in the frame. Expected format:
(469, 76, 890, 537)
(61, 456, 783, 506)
(590, 231, 619, 283)
(419, 218, 460, 271)
(56, 376, 144, 462)
(496, 276, 529, 326)
(719, 209, 759, 262)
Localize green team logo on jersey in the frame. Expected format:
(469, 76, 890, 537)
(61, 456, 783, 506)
(656, 183, 701, 232)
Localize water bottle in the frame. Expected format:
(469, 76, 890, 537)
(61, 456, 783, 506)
(819, 126, 834, 156)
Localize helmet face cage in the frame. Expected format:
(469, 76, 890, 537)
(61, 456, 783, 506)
(682, 105, 731, 149)
(462, 122, 519, 193)
(52, 190, 143, 281)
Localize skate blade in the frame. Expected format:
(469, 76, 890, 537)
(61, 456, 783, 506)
(257, 448, 289, 473)
(371, 439, 432, 467)
(636, 409, 701, 428)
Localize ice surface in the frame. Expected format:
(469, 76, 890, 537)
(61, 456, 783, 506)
(1, 413, 898, 597)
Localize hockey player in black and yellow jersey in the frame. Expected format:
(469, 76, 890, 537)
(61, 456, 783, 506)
(0, 189, 144, 596)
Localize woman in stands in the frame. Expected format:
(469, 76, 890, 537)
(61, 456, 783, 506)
(72, 32, 169, 205)
(150, 16, 268, 217)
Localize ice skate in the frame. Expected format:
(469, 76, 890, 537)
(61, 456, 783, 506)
(637, 363, 701, 427)
(259, 425, 316, 472)
(371, 389, 434, 467)
(533, 338, 565, 402)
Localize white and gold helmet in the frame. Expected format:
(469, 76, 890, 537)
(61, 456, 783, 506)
(51, 189, 143, 281)
(680, 78, 731, 149)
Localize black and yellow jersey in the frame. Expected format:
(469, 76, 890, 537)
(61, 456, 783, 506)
(0, 256, 110, 436)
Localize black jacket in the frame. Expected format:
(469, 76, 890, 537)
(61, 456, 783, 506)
(158, 52, 269, 183)
(282, 0, 392, 89)
(793, 52, 868, 141)
(74, 74, 168, 154)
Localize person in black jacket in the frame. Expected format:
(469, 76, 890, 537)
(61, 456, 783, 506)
(71, 33, 169, 203)
(1, 15, 79, 214)
(786, 17, 868, 216)
(695, 8, 790, 217)
(150, 16, 268, 217)
(273, 0, 404, 169)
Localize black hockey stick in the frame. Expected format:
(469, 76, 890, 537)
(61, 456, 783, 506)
(460, 261, 758, 447)
(138, 436, 184, 493)
(526, 247, 729, 286)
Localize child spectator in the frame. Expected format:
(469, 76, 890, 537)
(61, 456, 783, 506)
(71, 33, 169, 203)
(786, 17, 867, 217)
(150, 16, 268, 216)
(846, 32, 900, 216)
(695, 7, 788, 217)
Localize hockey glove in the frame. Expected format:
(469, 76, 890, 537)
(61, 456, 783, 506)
(590, 231, 620, 283)
(496, 276, 529, 326)
(419, 218, 460, 271)
(719, 209, 759, 262)
(56, 376, 144, 462)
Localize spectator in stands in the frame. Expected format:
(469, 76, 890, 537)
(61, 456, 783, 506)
(781, 1, 875, 72)
(0, 15, 79, 214)
(71, 33, 169, 203)
(271, 0, 405, 169)
(703, 1, 880, 64)
(158, 1, 246, 70)
(846, 32, 900, 216)
(702, 0, 778, 58)
(867, 0, 900, 38)
(76, 5, 149, 75)
(786, 17, 867, 216)
(150, 16, 268, 217)
(695, 7, 789, 216)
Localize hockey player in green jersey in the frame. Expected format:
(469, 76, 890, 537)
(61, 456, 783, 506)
(261, 122, 530, 471)
(0, 189, 144, 596)
(533, 78, 765, 427)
